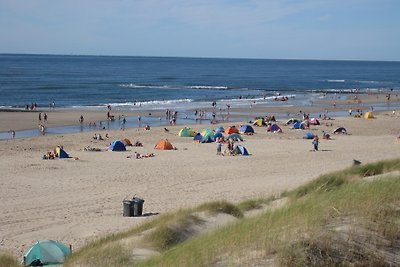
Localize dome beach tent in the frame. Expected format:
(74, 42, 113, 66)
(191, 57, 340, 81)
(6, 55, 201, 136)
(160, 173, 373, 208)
(55, 147, 70, 158)
(308, 118, 320, 125)
(292, 121, 303, 129)
(253, 118, 265, 126)
(201, 128, 214, 137)
(108, 140, 126, 151)
(286, 118, 300, 125)
(201, 135, 214, 143)
(267, 124, 282, 133)
(228, 133, 243, 141)
(193, 133, 203, 143)
(154, 139, 173, 150)
(200, 128, 215, 142)
(178, 127, 195, 137)
(239, 125, 254, 135)
(215, 126, 225, 133)
(364, 112, 374, 119)
(225, 126, 239, 134)
(213, 132, 224, 140)
(233, 145, 250, 156)
(23, 240, 70, 266)
(333, 127, 347, 134)
(303, 132, 314, 139)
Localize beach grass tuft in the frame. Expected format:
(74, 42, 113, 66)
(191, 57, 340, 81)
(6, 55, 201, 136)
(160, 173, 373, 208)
(0, 253, 21, 267)
(195, 200, 243, 218)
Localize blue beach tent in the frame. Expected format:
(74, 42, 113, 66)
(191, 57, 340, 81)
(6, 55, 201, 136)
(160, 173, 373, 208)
(193, 133, 203, 142)
(23, 240, 70, 266)
(55, 147, 70, 158)
(215, 126, 225, 133)
(293, 121, 302, 129)
(108, 140, 126, 151)
(213, 132, 224, 139)
(303, 132, 314, 139)
(239, 125, 254, 134)
(234, 145, 250, 156)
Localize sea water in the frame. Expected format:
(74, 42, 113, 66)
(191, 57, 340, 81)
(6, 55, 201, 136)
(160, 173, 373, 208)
(1, 54, 399, 139)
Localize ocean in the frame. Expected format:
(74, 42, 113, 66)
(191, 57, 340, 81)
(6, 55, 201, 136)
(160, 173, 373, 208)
(1, 54, 400, 139)
(1, 54, 400, 111)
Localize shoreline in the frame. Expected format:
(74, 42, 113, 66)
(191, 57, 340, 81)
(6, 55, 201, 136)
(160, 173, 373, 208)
(1, 93, 399, 139)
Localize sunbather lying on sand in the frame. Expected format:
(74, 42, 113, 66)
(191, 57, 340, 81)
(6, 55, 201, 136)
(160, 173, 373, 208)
(127, 152, 155, 159)
(83, 146, 102, 152)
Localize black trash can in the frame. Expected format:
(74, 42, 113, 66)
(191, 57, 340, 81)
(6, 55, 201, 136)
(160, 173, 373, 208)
(132, 197, 145, 216)
(122, 197, 144, 217)
(123, 200, 134, 217)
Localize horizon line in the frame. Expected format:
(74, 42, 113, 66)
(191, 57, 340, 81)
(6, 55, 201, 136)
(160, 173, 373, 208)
(0, 52, 399, 63)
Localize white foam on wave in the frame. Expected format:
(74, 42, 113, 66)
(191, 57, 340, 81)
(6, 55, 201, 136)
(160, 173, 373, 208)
(327, 79, 345, 83)
(119, 83, 248, 91)
(185, 85, 229, 90)
(119, 83, 168, 89)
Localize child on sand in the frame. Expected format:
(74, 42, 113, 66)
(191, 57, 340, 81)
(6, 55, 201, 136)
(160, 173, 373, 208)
(312, 135, 319, 151)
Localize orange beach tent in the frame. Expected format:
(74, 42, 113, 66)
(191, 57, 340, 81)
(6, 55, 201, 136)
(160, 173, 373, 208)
(225, 126, 239, 134)
(154, 139, 173, 150)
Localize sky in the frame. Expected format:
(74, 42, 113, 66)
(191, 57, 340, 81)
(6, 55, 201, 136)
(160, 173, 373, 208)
(0, 0, 399, 61)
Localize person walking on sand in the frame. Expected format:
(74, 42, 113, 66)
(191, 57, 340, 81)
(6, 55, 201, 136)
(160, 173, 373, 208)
(38, 112, 42, 122)
(79, 115, 84, 124)
(44, 113, 48, 122)
(312, 135, 319, 152)
(216, 137, 222, 155)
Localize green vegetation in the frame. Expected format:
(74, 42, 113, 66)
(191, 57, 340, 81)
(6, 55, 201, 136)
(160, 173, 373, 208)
(0, 253, 20, 267)
(135, 158, 400, 266)
(7, 159, 400, 266)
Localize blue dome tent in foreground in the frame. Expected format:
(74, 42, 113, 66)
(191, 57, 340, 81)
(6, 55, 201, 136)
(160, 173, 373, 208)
(23, 240, 70, 266)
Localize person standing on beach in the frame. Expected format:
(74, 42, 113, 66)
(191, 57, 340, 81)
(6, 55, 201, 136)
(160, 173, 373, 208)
(38, 112, 42, 122)
(44, 113, 48, 122)
(312, 135, 319, 152)
(79, 115, 84, 124)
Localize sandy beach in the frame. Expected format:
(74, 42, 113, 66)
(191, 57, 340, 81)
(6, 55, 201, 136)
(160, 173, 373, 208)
(0, 107, 399, 258)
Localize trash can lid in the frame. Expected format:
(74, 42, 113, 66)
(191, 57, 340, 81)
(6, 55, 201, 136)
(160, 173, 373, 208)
(132, 197, 144, 203)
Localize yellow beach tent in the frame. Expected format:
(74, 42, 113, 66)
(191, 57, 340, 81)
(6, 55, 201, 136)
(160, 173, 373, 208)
(364, 112, 374, 119)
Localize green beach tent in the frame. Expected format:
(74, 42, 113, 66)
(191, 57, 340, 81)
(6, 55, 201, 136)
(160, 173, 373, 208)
(23, 240, 70, 266)
(178, 127, 195, 137)
(201, 128, 214, 137)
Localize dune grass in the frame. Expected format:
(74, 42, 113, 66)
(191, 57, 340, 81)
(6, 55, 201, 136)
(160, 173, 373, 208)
(135, 159, 400, 266)
(0, 253, 20, 267)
